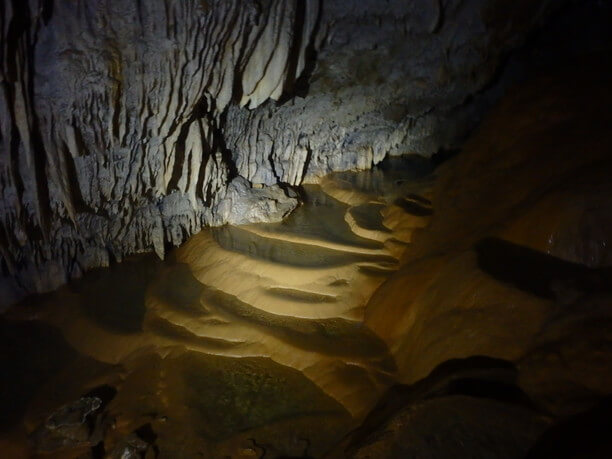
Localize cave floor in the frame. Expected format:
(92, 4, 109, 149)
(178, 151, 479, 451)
(0, 156, 435, 458)
(2, 58, 612, 458)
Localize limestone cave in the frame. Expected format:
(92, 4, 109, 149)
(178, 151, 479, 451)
(1, 0, 611, 457)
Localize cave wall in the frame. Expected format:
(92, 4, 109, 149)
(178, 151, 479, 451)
(0, 0, 563, 304)
(0, 0, 316, 301)
(224, 0, 565, 185)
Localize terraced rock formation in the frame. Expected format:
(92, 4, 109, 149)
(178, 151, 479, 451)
(345, 56, 612, 457)
(1, 157, 435, 456)
(1, 0, 568, 305)
(2, 54, 612, 457)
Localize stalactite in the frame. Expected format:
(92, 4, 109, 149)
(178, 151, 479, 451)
(0, 0, 563, 304)
(0, 0, 317, 301)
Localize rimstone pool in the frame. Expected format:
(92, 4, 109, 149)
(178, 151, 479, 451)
(1, 156, 435, 457)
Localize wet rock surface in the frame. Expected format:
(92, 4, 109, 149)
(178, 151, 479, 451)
(357, 56, 612, 457)
(29, 396, 104, 453)
(0, 156, 432, 457)
(334, 357, 551, 459)
(2, 0, 596, 304)
(0, 4, 611, 457)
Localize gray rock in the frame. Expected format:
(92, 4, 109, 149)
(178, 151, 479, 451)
(0, 0, 566, 304)
(224, 0, 564, 186)
(29, 397, 103, 453)
(216, 176, 298, 226)
(0, 0, 317, 301)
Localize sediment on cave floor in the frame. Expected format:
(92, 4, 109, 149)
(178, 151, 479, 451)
(2, 60, 612, 456)
(1, 1, 612, 458)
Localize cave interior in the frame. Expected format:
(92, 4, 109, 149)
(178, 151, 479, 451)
(1, 0, 612, 458)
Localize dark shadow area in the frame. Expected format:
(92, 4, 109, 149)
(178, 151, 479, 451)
(134, 423, 160, 457)
(277, 0, 323, 103)
(349, 203, 391, 232)
(427, 0, 612, 168)
(68, 254, 162, 333)
(443, 377, 533, 407)
(393, 197, 433, 216)
(339, 356, 543, 457)
(212, 225, 396, 268)
(149, 263, 204, 314)
(82, 384, 117, 411)
(526, 397, 612, 459)
(134, 423, 157, 445)
(431, 147, 462, 167)
(0, 318, 77, 430)
(513, 0, 612, 75)
(333, 154, 434, 198)
(91, 441, 105, 459)
(475, 238, 612, 299)
(376, 154, 435, 178)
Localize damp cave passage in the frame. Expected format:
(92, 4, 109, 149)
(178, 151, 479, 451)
(1, 0, 612, 458)
(1, 156, 438, 457)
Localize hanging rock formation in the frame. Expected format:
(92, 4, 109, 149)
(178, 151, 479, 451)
(0, 0, 317, 301)
(1, 0, 562, 304)
(223, 0, 564, 184)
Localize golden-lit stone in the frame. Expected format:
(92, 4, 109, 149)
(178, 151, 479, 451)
(1, 156, 434, 456)
(3, 58, 612, 458)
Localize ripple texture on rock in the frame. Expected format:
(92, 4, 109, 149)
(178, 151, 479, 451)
(0, 0, 562, 303)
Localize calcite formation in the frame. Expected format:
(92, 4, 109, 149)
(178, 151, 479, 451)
(5, 157, 434, 457)
(2, 39, 611, 457)
(0, 0, 315, 301)
(0, 0, 561, 303)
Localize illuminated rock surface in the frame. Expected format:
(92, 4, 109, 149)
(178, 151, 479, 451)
(0, 0, 566, 303)
(345, 59, 612, 457)
(1, 1, 612, 458)
(2, 61, 612, 456)
(0, 155, 436, 457)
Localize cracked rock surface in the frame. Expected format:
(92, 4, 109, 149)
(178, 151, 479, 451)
(0, 0, 562, 304)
